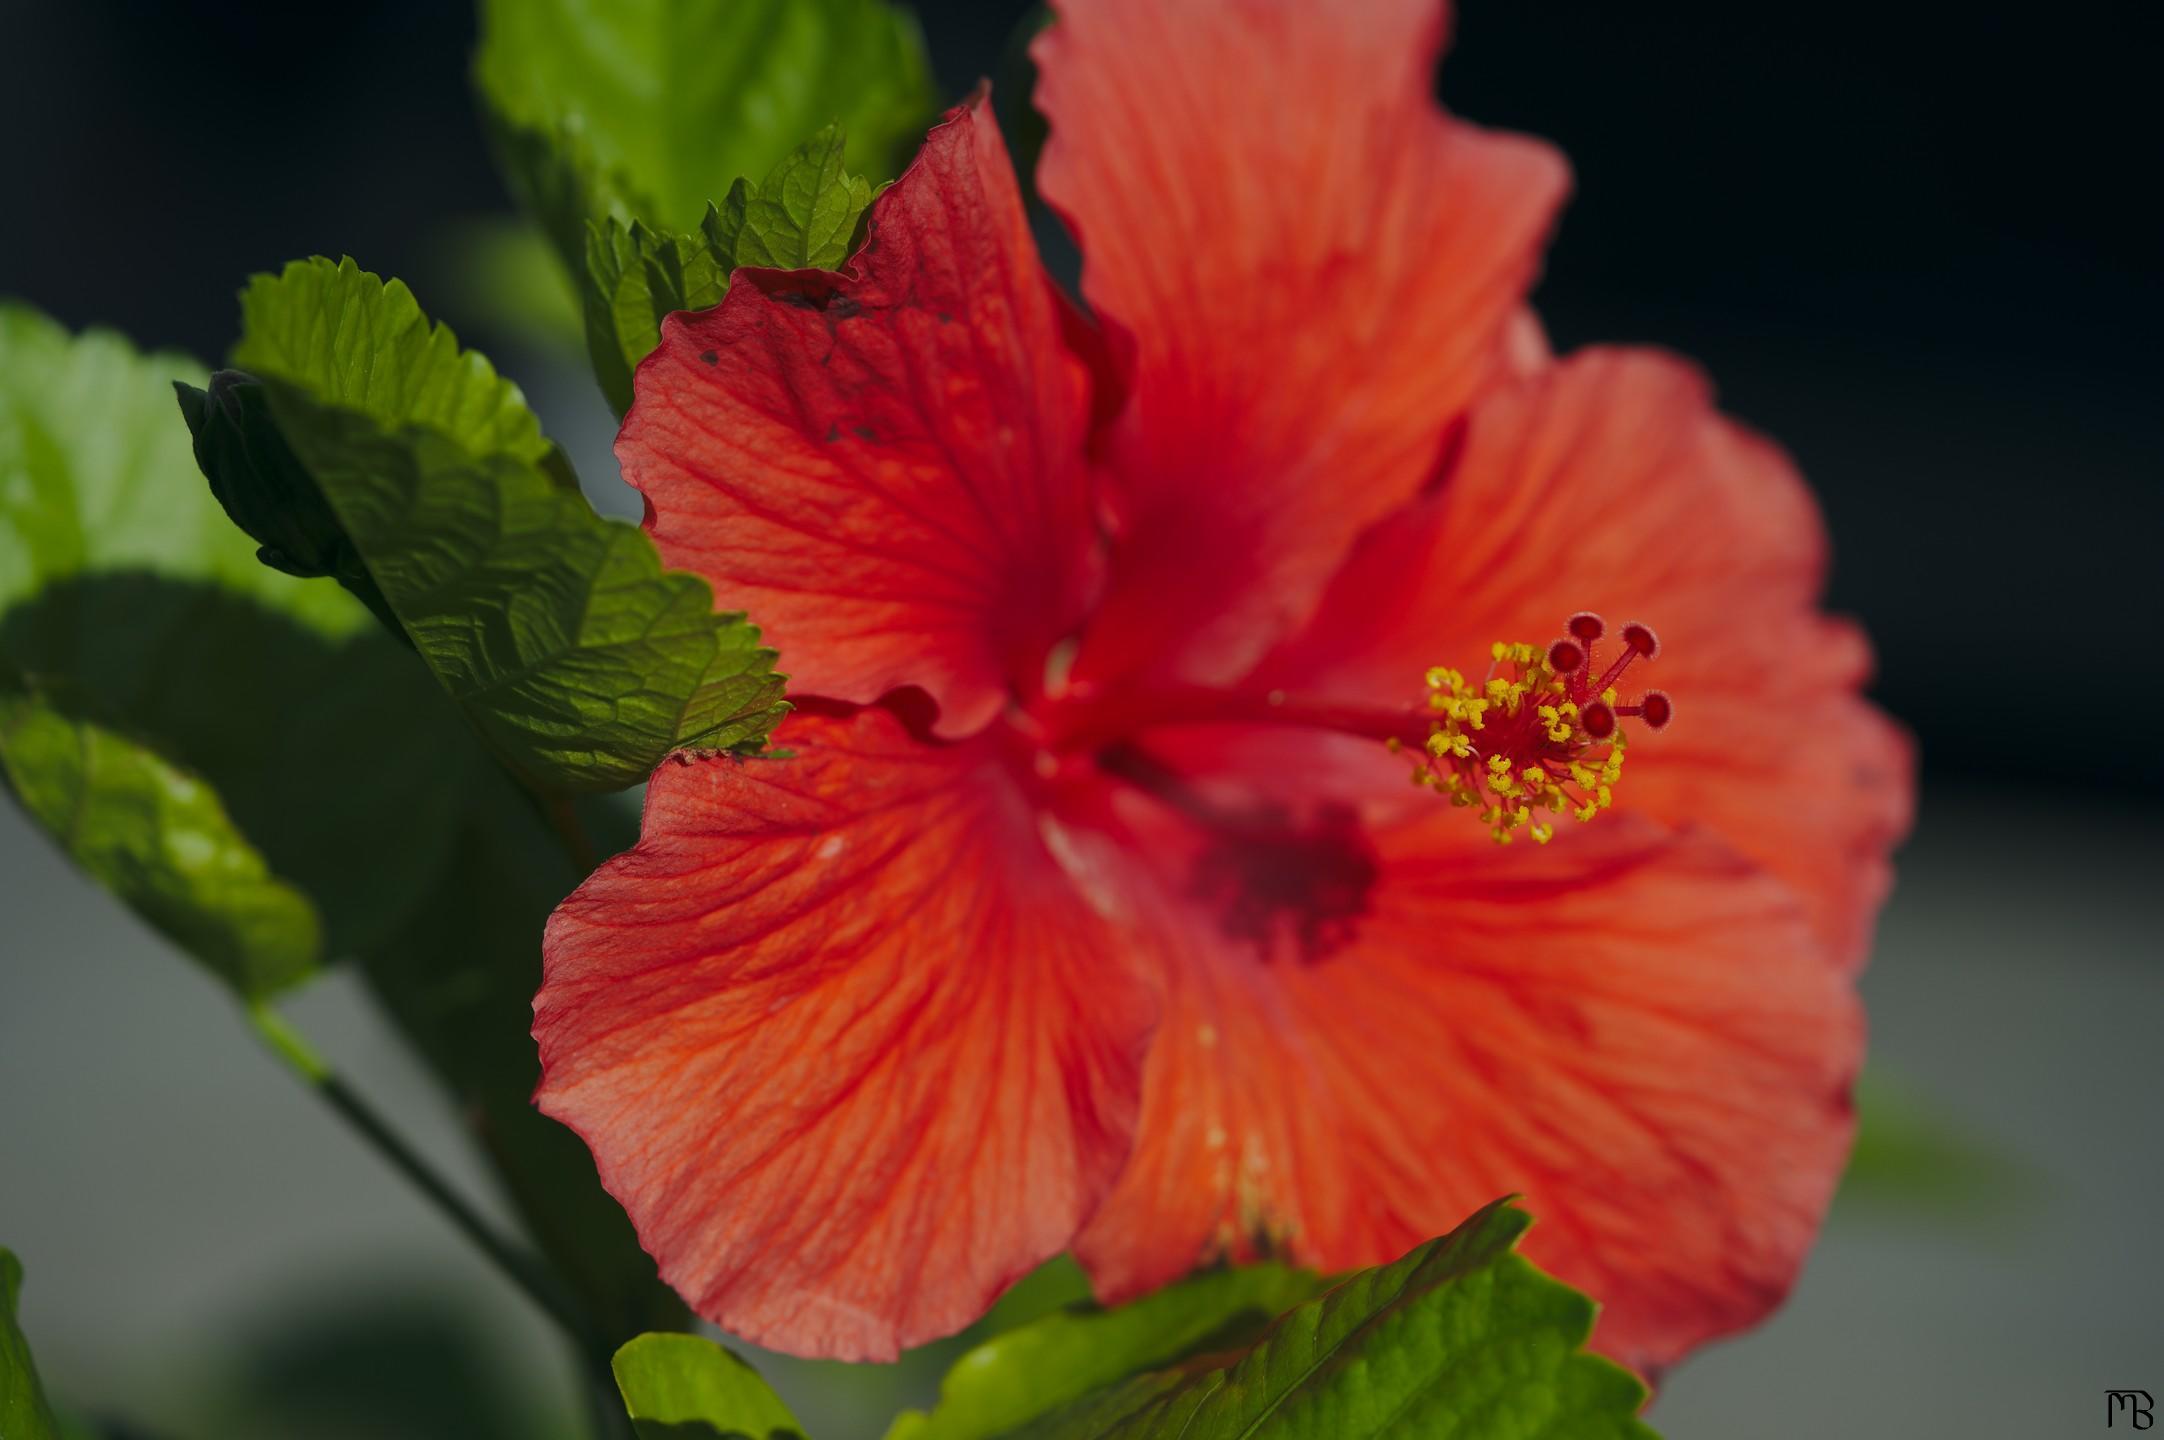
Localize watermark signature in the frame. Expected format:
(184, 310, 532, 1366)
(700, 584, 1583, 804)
(2108, 1391, 2154, 1429)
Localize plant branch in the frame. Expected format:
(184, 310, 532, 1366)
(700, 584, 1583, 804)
(246, 1003, 632, 1438)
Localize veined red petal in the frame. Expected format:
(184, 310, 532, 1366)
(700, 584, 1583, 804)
(1268, 348, 1913, 967)
(535, 708, 1154, 1360)
(1034, 0, 1568, 689)
(619, 97, 1100, 737)
(1071, 802, 1860, 1373)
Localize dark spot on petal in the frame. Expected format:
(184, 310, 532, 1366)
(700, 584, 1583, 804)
(935, 311, 954, 325)
(826, 296, 861, 320)
(852, 424, 876, 441)
(775, 291, 821, 310)
(824, 423, 842, 443)
(1099, 745, 1379, 966)
(1189, 802, 1378, 966)
(698, 350, 718, 365)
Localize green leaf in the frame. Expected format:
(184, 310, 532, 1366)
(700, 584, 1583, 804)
(0, 304, 679, 1339)
(2, 1250, 62, 1440)
(208, 257, 788, 790)
(707, 125, 877, 273)
(0, 698, 319, 996)
(612, 1333, 806, 1440)
(998, 1203, 1654, 1440)
(583, 124, 877, 413)
(230, 256, 558, 473)
(888, 1264, 1326, 1440)
(582, 218, 730, 416)
(473, 0, 935, 275)
(259, 397, 787, 788)
(1838, 1070, 2039, 1222)
(0, 303, 468, 995)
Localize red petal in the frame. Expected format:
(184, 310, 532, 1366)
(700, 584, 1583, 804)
(1034, 0, 1568, 688)
(619, 97, 1100, 738)
(535, 708, 1154, 1360)
(1269, 348, 1914, 967)
(1072, 802, 1859, 1373)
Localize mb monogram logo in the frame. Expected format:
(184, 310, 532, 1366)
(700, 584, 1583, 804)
(2109, 1391, 2155, 1428)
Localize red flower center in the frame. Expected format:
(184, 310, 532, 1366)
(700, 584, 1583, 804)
(1021, 611, 1670, 847)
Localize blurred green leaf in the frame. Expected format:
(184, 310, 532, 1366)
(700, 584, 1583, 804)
(2, 1249, 62, 1440)
(0, 309, 288, 607)
(612, 1333, 806, 1440)
(1839, 1071, 2039, 1221)
(0, 303, 469, 995)
(982, 1203, 1654, 1440)
(0, 700, 319, 997)
(208, 257, 787, 791)
(473, 0, 935, 277)
(191, 1279, 586, 1440)
(431, 217, 588, 355)
(584, 125, 875, 413)
(887, 1264, 1323, 1440)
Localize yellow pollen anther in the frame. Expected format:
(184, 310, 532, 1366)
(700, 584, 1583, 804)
(1401, 616, 1667, 845)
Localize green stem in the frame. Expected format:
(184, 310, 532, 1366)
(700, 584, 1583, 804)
(246, 1003, 632, 1438)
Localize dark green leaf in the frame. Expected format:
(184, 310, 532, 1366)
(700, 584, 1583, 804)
(0, 304, 468, 994)
(996, 1203, 1655, 1440)
(612, 1333, 807, 1440)
(362, 777, 686, 1341)
(583, 125, 876, 412)
(212, 258, 788, 790)
(888, 1264, 1325, 1440)
(473, 0, 934, 275)
(178, 371, 400, 635)
(2, 1249, 62, 1440)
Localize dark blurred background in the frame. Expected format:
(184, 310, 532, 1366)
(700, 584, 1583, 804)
(4, 3, 2160, 1438)
(6, 0, 2158, 793)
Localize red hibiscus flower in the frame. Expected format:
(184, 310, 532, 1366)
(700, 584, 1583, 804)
(534, 0, 1912, 1369)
